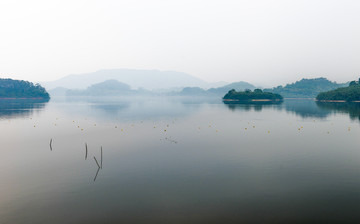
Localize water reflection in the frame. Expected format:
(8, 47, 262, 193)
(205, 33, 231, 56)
(283, 99, 331, 119)
(223, 99, 335, 119)
(223, 101, 282, 112)
(0, 98, 49, 119)
(316, 101, 360, 121)
(52, 97, 204, 121)
(3, 98, 360, 223)
(53, 97, 360, 123)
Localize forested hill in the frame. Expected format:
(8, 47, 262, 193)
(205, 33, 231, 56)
(264, 78, 346, 98)
(0, 78, 50, 99)
(223, 89, 283, 101)
(316, 79, 360, 102)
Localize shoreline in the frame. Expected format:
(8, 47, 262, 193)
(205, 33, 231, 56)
(317, 100, 360, 103)
(0, 97, 49, 100)
(223, 99, 282, 102)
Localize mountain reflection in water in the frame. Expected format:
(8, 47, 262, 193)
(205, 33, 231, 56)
(224, 99, 336, 119)
(317, 101, 360, 121)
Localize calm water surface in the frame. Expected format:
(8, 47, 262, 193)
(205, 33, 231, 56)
(1, 98, 360, 223)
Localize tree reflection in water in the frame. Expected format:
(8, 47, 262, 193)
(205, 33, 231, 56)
(0, 98, 49, 119)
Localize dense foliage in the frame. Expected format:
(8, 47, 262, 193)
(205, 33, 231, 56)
(223, 89, 283, 101)
(0, 78, 50, 99)
(264, 78, 346, 98)
(316, 80, 360, 101)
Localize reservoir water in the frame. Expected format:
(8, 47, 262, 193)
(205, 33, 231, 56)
(1, 98, 360, 223)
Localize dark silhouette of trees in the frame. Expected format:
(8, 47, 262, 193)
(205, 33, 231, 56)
(0, 79, 50, 99)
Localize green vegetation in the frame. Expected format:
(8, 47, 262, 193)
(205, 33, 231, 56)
(316, 79, 360, 102)
(223, 89, 283, 101)
(264, 78, 346, 98)
(0, 78, 50, 99)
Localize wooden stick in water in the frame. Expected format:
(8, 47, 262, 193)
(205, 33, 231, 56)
(101, 146, 103, 169)
(93, 167, 100, 182)
(94, 156, 101, 169)
(85, 143, 88, 160)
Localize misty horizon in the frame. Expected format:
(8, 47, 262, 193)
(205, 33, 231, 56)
(1, 0, 360, 86)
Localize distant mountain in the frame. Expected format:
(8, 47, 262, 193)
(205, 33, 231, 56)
(177, 81, 256, 96)
(207, 81, 256, 95)
(179, 87, 208, 96)
(48, 87, 69, 97)
(42, 69, 211, 90)
(264, 78, 347, 98)
(0, 78, 50, 99)
(67, 80, 135, 96)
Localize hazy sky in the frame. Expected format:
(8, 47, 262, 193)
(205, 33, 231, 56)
(1, 0, 359, 87)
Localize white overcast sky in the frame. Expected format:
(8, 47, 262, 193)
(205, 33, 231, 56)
(0, 0, 359, 86)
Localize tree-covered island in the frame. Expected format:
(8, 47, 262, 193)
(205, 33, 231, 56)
(0, 78, 50, 99)
(316, 78, 360, 102)
(223, 89, 283, 102)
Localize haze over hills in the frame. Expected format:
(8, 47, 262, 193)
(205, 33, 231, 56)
(177, 81, 256, 96)
(42, 69, 227, 91)
(42, 69, 348, 99)
(67, 80, 133, 96)
(264, 78, 347, 98)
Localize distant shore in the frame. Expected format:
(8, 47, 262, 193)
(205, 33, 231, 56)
(223, 99, 281, 102)
(0, 97, 49, 100)
(317, 100, 360, 103)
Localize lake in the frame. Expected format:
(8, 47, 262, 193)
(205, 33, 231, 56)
(1, 97, 360, 223)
